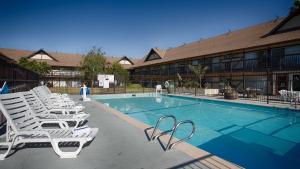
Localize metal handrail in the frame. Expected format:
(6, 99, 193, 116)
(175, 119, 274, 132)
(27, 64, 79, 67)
(165, 120, 196, 150)
(150, 115, 177, 141)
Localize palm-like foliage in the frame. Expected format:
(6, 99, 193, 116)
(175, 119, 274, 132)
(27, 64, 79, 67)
(176, 73, 183, 87)
(188, 64, 209, 88)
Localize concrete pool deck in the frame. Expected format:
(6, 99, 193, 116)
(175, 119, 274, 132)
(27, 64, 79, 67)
(0, 95, 243, 169)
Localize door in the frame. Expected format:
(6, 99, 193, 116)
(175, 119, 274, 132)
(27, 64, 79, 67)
(276, 75, 288, 93)
(293, 75, 300, 91)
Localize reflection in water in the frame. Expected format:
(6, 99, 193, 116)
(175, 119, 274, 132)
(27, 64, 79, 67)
(155, 96, 162, 103)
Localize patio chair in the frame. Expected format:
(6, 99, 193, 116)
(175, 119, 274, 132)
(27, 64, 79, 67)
(156, 85, 162, 94)
(279, 90, 288, 102)
(0, 93, 98, 160)
(23, 91, 89, 128)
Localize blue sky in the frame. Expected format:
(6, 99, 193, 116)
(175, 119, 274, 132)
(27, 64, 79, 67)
(0, 0, 293, 58)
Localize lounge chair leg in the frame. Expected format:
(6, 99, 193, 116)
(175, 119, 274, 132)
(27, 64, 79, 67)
(74, 120, 80, 128)
(0, 142, 13, 160)
(51, 140, 85, 158)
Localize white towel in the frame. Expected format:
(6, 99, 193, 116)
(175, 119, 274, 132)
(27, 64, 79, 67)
(72, 126, 91, 137)
(74, 113, 87, 118)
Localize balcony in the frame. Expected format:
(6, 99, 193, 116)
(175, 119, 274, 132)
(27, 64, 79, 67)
(276, 54, 300, 71)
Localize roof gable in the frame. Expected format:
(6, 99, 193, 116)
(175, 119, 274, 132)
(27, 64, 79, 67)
(28, 49, 58, 61)
(267, 9, 300, 35)
(118, 56, 134, 65)
(144, 48, 165, 62)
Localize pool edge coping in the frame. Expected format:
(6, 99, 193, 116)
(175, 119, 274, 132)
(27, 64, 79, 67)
(91, 99, 244, 169)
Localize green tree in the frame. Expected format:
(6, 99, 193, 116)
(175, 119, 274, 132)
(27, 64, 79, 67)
(188, 64, 209, 88)
(107, 62, 129, 83)
(18, 57, 51, 75)
(290, 0, 300, 13)
(81, 47, 107, 87)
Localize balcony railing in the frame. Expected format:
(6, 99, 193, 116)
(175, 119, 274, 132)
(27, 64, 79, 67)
(277, 54, 300, 70)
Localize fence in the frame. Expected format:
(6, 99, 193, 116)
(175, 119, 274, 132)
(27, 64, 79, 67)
(173, 78, 300, 109)
(49, 80, 162, 95)
(0, 55, 40, 131)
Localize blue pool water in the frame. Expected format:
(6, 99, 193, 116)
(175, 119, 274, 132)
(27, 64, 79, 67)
(95, 95, 300, 169)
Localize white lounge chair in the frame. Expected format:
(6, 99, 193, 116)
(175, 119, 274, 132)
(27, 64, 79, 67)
(32, 88, 84, 114)
(0, 93, 98, 160)
(33, 86, 80, 106)
(23, 91, 89, 128)
(41, 85, 69, 98)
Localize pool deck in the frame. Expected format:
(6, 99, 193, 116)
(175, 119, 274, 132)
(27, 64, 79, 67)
(0, 95, 243, 169)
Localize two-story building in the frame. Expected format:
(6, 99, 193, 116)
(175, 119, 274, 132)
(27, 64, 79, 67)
(129, 10, 300, 95)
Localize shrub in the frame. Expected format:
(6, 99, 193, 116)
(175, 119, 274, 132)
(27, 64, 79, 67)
(127, 83, 143, 89)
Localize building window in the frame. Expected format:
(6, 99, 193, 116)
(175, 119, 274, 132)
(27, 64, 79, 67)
(285, 45, 300, 55)
(192, 60, 198, 65)
(245, 51, 266, 71)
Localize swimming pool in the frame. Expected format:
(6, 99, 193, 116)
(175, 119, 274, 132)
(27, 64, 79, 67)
(95, 94, 300, 169)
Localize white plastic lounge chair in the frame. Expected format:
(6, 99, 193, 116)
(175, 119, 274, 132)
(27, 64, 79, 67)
(0, 93, 98, 160)
(23, 91, 89, 128)
(41, 85, 69, 98)
(33, 86, 80, 106)
(32, 88, 84, 114)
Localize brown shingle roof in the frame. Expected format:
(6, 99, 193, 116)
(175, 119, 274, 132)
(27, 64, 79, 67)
(0, 48, 83, 67)
(153, 48, 166, 58)
(0, 48, 137, 69)
(132, 18, 300, 68)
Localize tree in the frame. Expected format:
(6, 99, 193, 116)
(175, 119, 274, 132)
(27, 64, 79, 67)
(18, 57, 51, 75)
(188, 64, 209, 88)
(290, 0, 300, 13)
(81, 47, 107, 87)
(107, 62, 129, 84)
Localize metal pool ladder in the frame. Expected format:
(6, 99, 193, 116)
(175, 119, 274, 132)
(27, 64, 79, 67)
(149, 115, 196, 151)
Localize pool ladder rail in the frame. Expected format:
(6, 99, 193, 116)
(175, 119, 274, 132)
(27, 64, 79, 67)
(149, 115, 196, 151)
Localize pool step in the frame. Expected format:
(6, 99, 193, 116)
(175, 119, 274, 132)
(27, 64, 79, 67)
(219, 125, 242, 135)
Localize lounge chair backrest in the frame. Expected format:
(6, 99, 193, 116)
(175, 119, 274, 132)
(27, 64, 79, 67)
(0, 93, 41, 132)
(31, 89, 54, 109)
(23, 91, 49, 116)
(33, 87, 49, 101)
(42, 86, 52, 94)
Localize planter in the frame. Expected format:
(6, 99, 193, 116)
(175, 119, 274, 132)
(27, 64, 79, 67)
(197, 89, 219, 96)
(224, 91, 238, 100)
